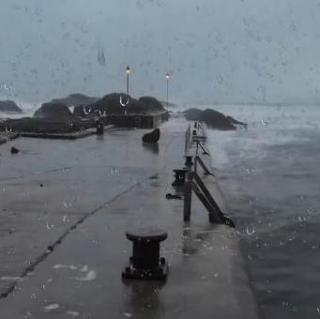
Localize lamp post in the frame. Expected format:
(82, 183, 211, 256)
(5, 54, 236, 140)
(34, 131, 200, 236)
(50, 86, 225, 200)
(165, 73, 170, 109)
(126, 66, 131, 96)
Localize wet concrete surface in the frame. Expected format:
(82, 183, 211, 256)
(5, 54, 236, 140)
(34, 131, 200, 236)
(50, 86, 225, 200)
(0, 118, 259, 318)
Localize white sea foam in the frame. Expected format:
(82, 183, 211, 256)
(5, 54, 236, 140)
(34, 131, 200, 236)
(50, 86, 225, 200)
(44, 304, 60, 312)
(66, 310, 80, 317)
(0, 276, 22, 281)
(53, 264, 78, 270)
(75, 270, 97, 281)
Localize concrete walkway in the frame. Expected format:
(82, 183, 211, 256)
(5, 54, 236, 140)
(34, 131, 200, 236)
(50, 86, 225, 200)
(0, 118, 259, 318)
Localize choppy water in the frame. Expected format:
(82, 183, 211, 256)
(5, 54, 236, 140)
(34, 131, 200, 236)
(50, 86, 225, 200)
(206, 105, 320, 319)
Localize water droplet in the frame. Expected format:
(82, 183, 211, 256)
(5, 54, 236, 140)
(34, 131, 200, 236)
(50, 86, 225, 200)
(44, 304, 60, 312)
(123, 313, 132, 318)
(46, 222, 54, 230)
(75, 270, 96, 281)
(53, 264, 78, 271)
(246, 226, 255, 236)
(0, 276, 22, 281)
(24, 312, 33, 319)
(97, 45, 106, 66)
(66, 311, 80, 317)
(80, 265, 89, 272)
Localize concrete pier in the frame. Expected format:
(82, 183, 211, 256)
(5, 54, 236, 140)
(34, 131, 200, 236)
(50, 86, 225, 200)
(0, 117, 259, 318)
(0, 132, 19, 145)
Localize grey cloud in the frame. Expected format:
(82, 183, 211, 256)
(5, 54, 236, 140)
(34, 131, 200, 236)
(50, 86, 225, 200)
(0, 0, 320, 105)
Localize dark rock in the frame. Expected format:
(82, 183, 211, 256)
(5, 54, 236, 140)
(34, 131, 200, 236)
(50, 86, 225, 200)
(138, 96, 164, 112)
(226, 116, 248, 128)
(142, 128, 160, 144)
(184, 108, 204, 121)
(184, 108, 247, 130)
(0, 100, 23, 113)
(34, 102, 74, 119)
(74, 93, 165, 117)
(10, 146, 19, 154)
(49, 93, 99, 107)
(73, 93, 125, 117)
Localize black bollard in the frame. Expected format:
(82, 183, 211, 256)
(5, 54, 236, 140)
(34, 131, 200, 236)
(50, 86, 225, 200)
(172, 169, 188, 187)
(10, 146, 19, 154)
(184, 155, 194, 167)
(96, 121, 104, 135)
(122, 228, 168, 281)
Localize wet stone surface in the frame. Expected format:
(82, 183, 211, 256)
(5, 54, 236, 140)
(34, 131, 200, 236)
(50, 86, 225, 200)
(0, 119, 258, 318)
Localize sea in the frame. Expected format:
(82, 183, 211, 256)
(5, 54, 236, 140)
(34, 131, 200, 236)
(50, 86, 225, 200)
(205, 104, 320, 319)
(1, 102, 320, 318)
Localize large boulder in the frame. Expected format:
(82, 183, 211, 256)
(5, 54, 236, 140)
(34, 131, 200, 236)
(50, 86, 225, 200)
(0, 100, 23, 113)
(226, 115, 248, 128)
(49, 93, 99, 107)
(142, 128, 160, 143)
(74, 93, 165, 117)
(34, 102, 74, 119)
(184, 108, 204, 121)
(184, 108, 246, 130)
(138, 96, 165, 112)
(74, 93, 125, 116)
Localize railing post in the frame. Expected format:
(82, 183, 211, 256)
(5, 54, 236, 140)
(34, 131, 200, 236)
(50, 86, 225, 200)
(185, 125, 191, 155)
(183, 171, 193, 222)
(194, 155, 198, 173)
(195, 155, 213, 176)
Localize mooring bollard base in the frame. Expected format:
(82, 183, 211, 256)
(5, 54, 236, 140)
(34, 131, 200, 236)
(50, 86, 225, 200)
(172, 168, 188, 187)
(123, 228, 169, 281)
(184, 155, 194, 167)
(122, 257, 169, 281)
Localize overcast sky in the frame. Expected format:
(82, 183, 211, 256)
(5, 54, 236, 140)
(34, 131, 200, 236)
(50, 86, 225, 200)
(1, 0, 320, 104)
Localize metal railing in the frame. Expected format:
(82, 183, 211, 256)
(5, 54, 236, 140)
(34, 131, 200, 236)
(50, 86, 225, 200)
(183, 171, 235, 227)
(181, 122, 234, 227)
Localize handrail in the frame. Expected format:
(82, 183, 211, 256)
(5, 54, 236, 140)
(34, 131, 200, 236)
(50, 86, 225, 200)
(194, 155, 214, 176)
(183, 171, 235, 228)
(196, 141, 209, 156)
